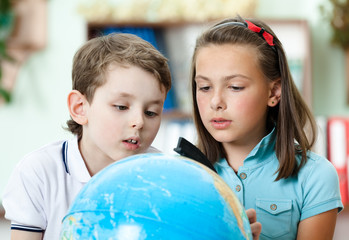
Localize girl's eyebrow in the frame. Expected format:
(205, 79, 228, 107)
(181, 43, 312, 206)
(223, 74, 252, 81)
(195, 74, 251, 81)
(195, 75, 210, 81)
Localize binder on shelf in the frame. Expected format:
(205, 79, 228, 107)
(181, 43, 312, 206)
(327, 117, 349, 205)
(102, 26, 177, 112)
(103, 27, 158, 48)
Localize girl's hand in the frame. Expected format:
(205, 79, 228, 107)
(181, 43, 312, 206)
(246, 208, 262, 240)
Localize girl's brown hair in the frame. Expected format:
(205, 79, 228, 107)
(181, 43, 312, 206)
(190, 16, 317, 180)
(66, 33, 171, 140)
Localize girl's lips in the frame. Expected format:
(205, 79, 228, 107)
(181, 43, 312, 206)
(210, 118, 232, 129)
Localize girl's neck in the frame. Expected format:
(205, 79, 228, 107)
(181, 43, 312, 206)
(224, 144, 254, 172)
(223, 130, 268, 172)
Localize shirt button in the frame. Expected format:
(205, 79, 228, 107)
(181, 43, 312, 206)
(270, 204, 277, 211)
(235, 185, 241, 192)
(239, 172, 247, 180)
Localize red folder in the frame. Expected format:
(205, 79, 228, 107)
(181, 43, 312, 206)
(327, 117, 349, 205)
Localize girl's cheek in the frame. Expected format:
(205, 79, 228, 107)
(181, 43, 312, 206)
(229, 100, 249, 117)
(196, 97, 208, 111)
(234, 99, 246, 109)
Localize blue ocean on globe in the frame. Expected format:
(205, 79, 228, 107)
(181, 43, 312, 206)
(60, 153, 252, 240)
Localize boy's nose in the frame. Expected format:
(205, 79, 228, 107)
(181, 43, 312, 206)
(131, 114, 144, 130)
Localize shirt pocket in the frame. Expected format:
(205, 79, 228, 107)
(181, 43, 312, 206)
(256, 198, 292, 239)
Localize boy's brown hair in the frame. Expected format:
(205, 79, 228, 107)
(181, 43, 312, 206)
(66, 33, 171, 140)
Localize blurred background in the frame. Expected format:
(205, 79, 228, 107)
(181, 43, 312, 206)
(1, 0, 349, 239)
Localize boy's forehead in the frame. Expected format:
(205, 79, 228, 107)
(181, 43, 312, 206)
(105, 63, 166, 91)
(98, 65, 166, 99)
(106, 62, 129, 71)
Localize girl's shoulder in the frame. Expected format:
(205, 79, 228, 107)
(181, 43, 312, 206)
(298, 151, 344, 215)
(298, 151, 338, 183)
(304, 151, 333, 168)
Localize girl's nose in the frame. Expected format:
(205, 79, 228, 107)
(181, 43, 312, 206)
(210, 91, 226, 111)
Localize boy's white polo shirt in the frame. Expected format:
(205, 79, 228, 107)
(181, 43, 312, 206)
(2, 136, 161, 239)
(2, 136, 90, 240)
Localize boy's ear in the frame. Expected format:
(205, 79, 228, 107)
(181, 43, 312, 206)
(67, 90, 88, 125)
(268, 78, 281, 107)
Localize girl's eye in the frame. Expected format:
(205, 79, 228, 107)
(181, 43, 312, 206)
(115, 105, 128, 110)
(198, 86, 210, 91)
(145, 111, 158, 117)
(230, 86, 244, 91)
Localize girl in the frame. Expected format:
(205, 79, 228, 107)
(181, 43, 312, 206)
(189, 16, 343, 239)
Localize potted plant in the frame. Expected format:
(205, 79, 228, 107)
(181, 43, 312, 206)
(0, 0, 47, 105)
(321, 0, 349, 103)
(322, 0, 349, 49)
(0, 0, 14, 103)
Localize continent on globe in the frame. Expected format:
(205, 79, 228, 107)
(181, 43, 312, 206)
(60, 153, 252, 240)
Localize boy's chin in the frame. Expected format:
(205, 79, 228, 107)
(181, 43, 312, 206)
(115, 148, 148, 161)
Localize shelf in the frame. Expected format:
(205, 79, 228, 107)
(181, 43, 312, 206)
(162, 110, 192, 121)
(87, 21, 207, 28)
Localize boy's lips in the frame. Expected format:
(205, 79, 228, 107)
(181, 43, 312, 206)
(123, 137, 141, 150)
(210, 118, 232, 129)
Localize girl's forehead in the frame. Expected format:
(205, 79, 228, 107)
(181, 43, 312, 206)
(198, 43, 258, 53)
(194, 44, 266, 83)
(196, 44, 260, 67)
(196, 44, 260, 66)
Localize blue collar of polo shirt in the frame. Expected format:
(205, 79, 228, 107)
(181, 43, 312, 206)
(216, 127, 276, 168)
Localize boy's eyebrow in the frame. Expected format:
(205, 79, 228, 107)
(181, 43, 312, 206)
(117, 92, 164, 105)
(118, 92, 133, 98)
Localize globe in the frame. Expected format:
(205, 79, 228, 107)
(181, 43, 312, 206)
(60, 153, 252, 240)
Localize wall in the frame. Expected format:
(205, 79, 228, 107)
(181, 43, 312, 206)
(0, 0, 86, 197)
(0, 0, 347, 197)
(257, 0, 349, 116)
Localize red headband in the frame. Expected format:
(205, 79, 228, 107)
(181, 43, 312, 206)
(211, 20, 276, 51)
(245, 20, 275, 47)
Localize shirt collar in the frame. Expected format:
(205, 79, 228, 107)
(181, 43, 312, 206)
(62, 138, 162, 183)
(246, 127, 276, 161)
(216, 127, 276, 168)
(65, 136, 91, 183)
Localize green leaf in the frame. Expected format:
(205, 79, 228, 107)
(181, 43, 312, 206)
(0, 87, 11, 103)
(0, 0, 11, 14)
(0, 0, 13, 104)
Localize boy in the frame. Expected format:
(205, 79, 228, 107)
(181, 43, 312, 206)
(2, 33, 171, 240)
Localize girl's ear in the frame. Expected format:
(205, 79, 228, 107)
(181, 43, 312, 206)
(67, 90, 88, 125)
(268, 78, 281, 107)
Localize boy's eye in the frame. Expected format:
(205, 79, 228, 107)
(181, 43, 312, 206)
(115, 105, 128, 110)
(145, 111, 158, 117)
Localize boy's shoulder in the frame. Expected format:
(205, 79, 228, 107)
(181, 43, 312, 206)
(16, 138, 73, 174)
